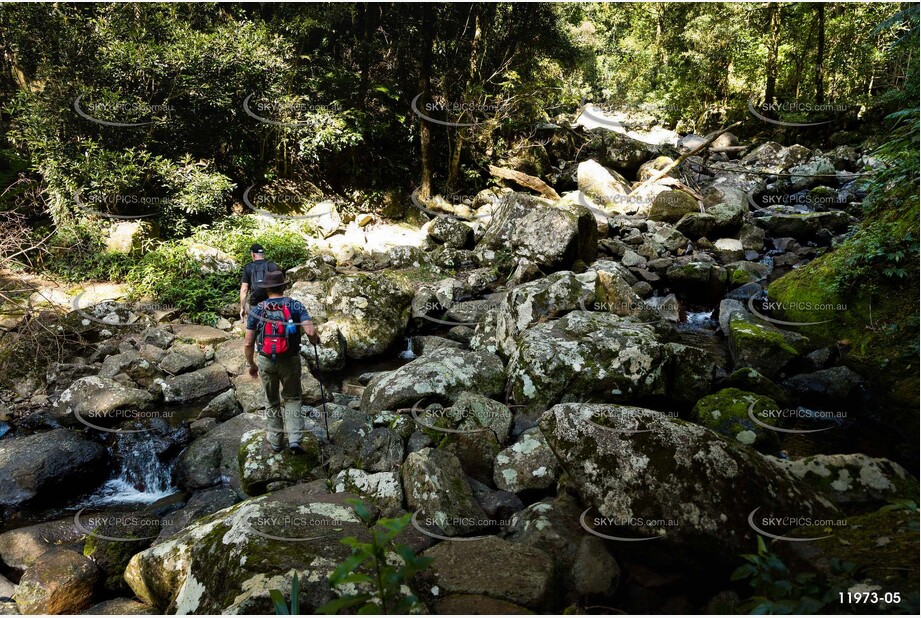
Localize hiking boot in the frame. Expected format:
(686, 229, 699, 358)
(289, 444, 306, 456)
(270, 444, 284, 453)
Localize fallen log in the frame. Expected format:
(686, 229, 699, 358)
(488, 165, 560, 200)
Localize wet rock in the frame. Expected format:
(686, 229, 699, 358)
(493, 428, 559, 493)
(15, 548, 98, 615)
(539, 403, 837, 560)
(422, 536, 555, 609)
(0, 429, 108, 512)
(691, 388, 780, 447)
(53, 376, 155, 424)
(361, 349, 504, 415)
(401, 448, 487, 536)
(767, 454, 918, 507)
(174, 413, 262, 492)
(156, 363, 231, 404)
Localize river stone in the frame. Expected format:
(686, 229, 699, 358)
(666, 342, 717, 404)
(477, 192, 555, 250)
(231, 370, 322, 414)
(505, 493, 585, 585)
(713, 238, 744, 264)
(156, 363, 230, 403)
(174, 413, 263, 492)
(99, 351, 163, 388)
(691, 388, 780, 448)
(170, 324, 231, 346)
(333, 469, 403, 517)
(572, 535, 620, 596)
(212, 338, 247, 377)
(238, 429, 320, 495)
(401, 448, 487, 536)
(0, 517, 86, 570)
(323, 272, 415, 360)
(356, 426, 405, 473)
(158, 342, 207, 375)
(780, 366, 866, 407)
(452, 391, 513, 444)
(80, 598, 157, 614)
(767, 454, 918, 507)
(428, 217, 473, 249)
(422, 536, 555, 609)
(476, 270, 595, 359)
(360, 349, 504, 415)
(493, 428, 559, 493)
(539, 403, 838, 560)
(82, 510, 163, 594)
(15, 548, 98, 615)
(0, 429, 108, 512)
(754, 211, 850, 239)
(509, 200, 598, 270)
(576, 160, 631, 213)
(651, 225, 690, 253)
(727, 313, 809, 379)
(506, 311, 671, 410)
(648, 190, 699, 223)
(665, 261, 728, 304)
(53, 376, 155, 424)
(198, 389, 242, 422)
(124, 483, 419, 614)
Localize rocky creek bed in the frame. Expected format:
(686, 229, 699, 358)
(0, 124, 918, 615)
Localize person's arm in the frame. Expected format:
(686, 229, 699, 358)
(239, 283, 249, 320)
(244, 328, 258, 377)
(297, 304, 319, 345)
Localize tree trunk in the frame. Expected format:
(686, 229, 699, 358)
(764, 2, 782, 109)
(815, 3, 825, 105)
(418, 4, 434, 199)
(446, 4, 483, 192)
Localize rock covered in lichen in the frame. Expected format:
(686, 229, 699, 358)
(493, 428, 560, 493)
(691, 387, 780, 448)
(538, 403, 838, 560)
(360, 350, 505, 414)
(766, 453, 918, 507)
(333, 469, 404, 517)
(237, 429, 320, 495)
(401, 448, 487, 537)
(727, 313, 809, 379)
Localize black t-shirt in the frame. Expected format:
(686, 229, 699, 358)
(241, 259, 279, 304)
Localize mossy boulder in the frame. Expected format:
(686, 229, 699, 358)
(237, 429, 320, 495)
(124, 482, 425, 614)
(648, 190, 699, 223)
(539, 403, 838, 561)
(401, 448, 487, 537)
(83, 511, 162, 593)
(719, 368, 791, 406)
(691, 388, 780, 448)
(727, 313, 809, 379)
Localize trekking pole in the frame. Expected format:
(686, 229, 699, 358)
(312, 342, 330, 440)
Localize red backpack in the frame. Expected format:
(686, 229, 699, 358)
(256, 302, 294, 359)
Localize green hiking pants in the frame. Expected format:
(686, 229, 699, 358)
(256, 353, 304, 449)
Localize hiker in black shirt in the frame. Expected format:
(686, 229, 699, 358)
(239, 243, 279, 321)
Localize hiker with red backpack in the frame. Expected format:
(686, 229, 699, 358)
(239, 243, 280, 321)
(243, 269, 319, 455)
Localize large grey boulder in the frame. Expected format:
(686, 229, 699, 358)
(0, 429, 107, 512)
(401, 448, 487, 536)
(360, 349, 504, 414)
(539, 403, 838, 560)
(156, 363, 231, 403)
(53, 376, 155, 424)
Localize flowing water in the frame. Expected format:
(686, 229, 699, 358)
(80, 433, 176, 507)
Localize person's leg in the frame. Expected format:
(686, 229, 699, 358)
(278, 354, 304, 448)
(257, 355, 284, 451)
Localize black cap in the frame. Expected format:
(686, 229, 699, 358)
(250, 243, 265, 254)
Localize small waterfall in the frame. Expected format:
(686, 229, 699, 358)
(398, 337, 417, 360)
(82, 433, 175, 506)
